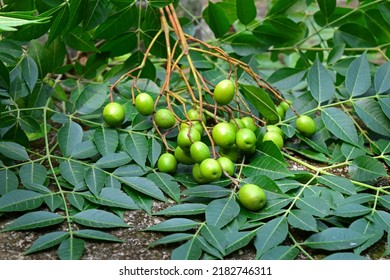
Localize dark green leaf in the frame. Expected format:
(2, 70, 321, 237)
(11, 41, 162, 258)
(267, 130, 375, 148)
(120, 176, 167, 202)
(201, 224, 227, 255)
(328, 44, 345, 64)
(71, 140, 99, 159)
(267, 68, 307, 90)
(0, 169, 19, 195)
(364, 9, 390, 44)
(308, 57, 334, 103)
(317, 0, 336, 18)
(206, 2, 231, 38)
(113, 164, 146, 177)
(72, 209, 129, 228)
(321, 107, 359, 146)
(323, 253, 368, 260)
(47, 4, 69, 45)
(24, 231, 69, 255)
(182, 185, 231, 198)
(354, 99, 390, 137)
(225, 230, 256, 255)
(67, 193, 85, 211)
(373, 210, 390, 232)
(85, 167, 106, 196)
(58, 121, 83, 157)
(318, 175, 356, 195)
(260, 245, 299, 260)
(334, 203, 371, 218)
(287, 210, 318, 232)
(206, 197, 240, 229)
(337, 23, 376, 48)
(154, 203, 206, 216)
(268, 0, 298, 16)
(296, 196, 331, 218)
(0, 190, 44, 212)
(305, 228, 367, 251)
(124, 188, 153, 215)
(242, 153, 291, 180)
(148, 138, 161, 168)
(58, 237, 85, 260)
(379, 97, 390, 120)
(19, 163, 47, 188)
(64, 26, 100, 52)
(171, 239, 201, 260)
(149, 0, 174, 8)
(83, 0, 109, 30)
(125, 133, 148, 169)
(254, 216, 288, 258)
(345, 54, 371, 97)
(73, 229, 123, 242)
(88, 188, 139, 209)
(59, 160, 86, 188)
(21, 56, 38, 92)
(375, 62, 390, 94)
(0, 141, 29, 161)
(236, 0, 256, 25)
(0, 60, 10, 89)
(147, 172, 180, 203)
(149, 233, 193, 247)
(146, 218, 200, 232)
(1, 211, 64, 232)
(95, 152, 131, 169)
(75, 84, 108, 115)
(349, 155, 387, 181)
(194, 236, 223, 259)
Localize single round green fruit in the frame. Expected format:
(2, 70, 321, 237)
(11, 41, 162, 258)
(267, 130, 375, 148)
(103, 102, 125, 127)
(180, 121, 203, 135)
(276, 105, 285, 120)
(266, 125, 283, 136)
(263, 131, 284, 149)
(212, 122, 236, 148)
(214, 79, 235, 105)
(219, 145, 240, 162)
(229, 118, 246, 132)
(174, 146, 195, 165)
(296, 115, 316, 137)
(157, 153, 177, 174)
(235, 128, 256, 152)
(187, 109, 206, 123)
(190, 141, 211, 163)
(217, 157, 235, 176)
(237, 184, 267, 211)
(154, 109, 176, 129)
(192, 163, 210, 184)
(280, 100, 291, 112)
(241, 117, 257, 132)
(177, 127, 201, 150)
(199, 158, 222, 181)
(135, 93, 154, 116)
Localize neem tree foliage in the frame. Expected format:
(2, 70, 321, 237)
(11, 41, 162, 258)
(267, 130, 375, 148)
(0, 0, 390, 260)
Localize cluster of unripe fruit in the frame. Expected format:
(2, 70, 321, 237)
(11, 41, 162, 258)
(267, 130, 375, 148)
(102, 79, 316, 211)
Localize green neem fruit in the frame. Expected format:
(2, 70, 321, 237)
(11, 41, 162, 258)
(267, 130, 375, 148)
(103, 102, 125, 127)
(219, 145, 240, 162)
(174, 146, 195, 165)
(190, 141, 211, 163)
(266, 125, 283, 136)
(276, 105, 285, 119)
(199, 158, 222, 181)
(280, 100, 291, 112)
(154, 109, 176, 129)
(212, 122, 236, 148)
(180, 121, 203, 135)
(295, 115, 316, 137)
(157, 153, 177, 174)
(237, 184, 267, 211)
(192, 163, 210, 184)
(217, 157, 235, 176)
(135, 93, 154, 116)
(241, 117, 257, 132)
(187, 108, 206, 123)
(263, 131, 284, 149)
(229, 118, 246, 132)
(213, 79, 235, 105)
(177, 127, 201, 150)
(235, 128, 256, 152)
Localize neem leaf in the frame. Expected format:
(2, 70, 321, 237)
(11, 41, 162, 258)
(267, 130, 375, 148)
(182, 185, 231, 198)
(171, 239, 201, 260)
(24, 231, 69, 255)
(94, 127, 118, 156)
(318, 175, 356, 195)
(354, 99, 390, 137)
(254, 216, 288, 258)
(125, 133, 148, 169)
(322, 253, 368, 260)
(120, 176, 166, 202)
(305, 228, 367, 251)
(242, 153, 291, 180)
(345, 54, 371, 97)
(260, 245, 299, 260)
(86, 188, 139, 210)
(205, 197, 240, 229)
(201, 224, 227, 255)
(287, 210, 318, 232)
(58, 237, 85, 260)
(225, 230, 256, 255)
(154, 203, 206, 216)
(149, 233, 193, 247)
(84, 167, 106, 196)
(0, 190, 45, 212)
(375, 61, 390, 94)
(321, 107, 360, 146)
(59, 160, 86, 187)
(349, 155, 387, 181)
(95, 152, 131, 169)
(0, 141, 29, 161)
(0, 169, 19, 195)
(239, 84, 278, 121)
(58, 120, 83, 157)
(236, 0, 256, 25)
(147, 172, 181, 203)
(146, 218, 201, 232)
(308, 57, 335, 103)
(73, 229, 123, 242)
(72, 209, 129, 228)
(1, 211, 64, 232)
(206, 2, 231, 38)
